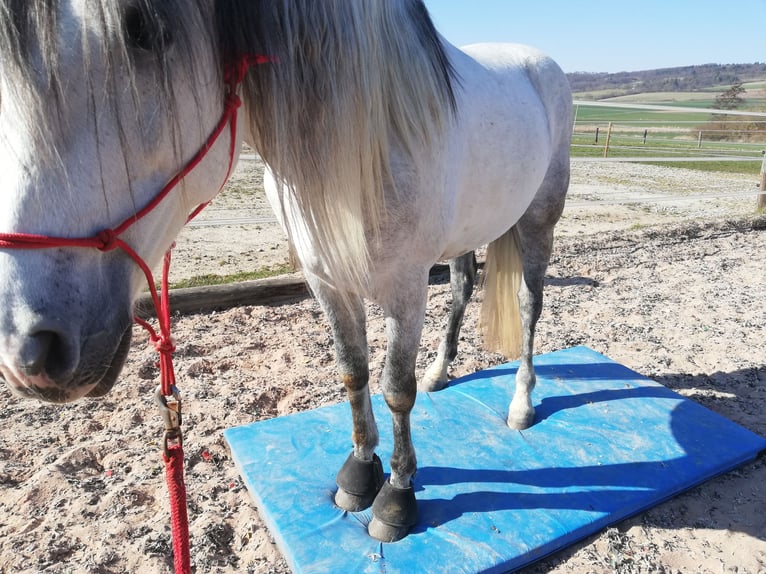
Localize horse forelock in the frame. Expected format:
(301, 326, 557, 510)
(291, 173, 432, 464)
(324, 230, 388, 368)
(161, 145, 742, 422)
(217, 0, 459, 294)
(0, 0, 219, 162)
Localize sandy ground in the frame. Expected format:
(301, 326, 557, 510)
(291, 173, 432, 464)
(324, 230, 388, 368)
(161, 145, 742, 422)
(1, 160, 765, 573)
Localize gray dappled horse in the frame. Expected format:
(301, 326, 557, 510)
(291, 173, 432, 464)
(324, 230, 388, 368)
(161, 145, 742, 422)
(0, 0, 571, 541)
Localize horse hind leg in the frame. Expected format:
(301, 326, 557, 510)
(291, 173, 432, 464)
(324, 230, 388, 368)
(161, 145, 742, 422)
(420, 251, 478, 392)
(508, 160, 569, 430)
(310, 282, 383, 512)
(506, 225, 549, 430)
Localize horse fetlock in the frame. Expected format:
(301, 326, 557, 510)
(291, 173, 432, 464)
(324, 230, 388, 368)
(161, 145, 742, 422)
(368, 480, 418, 542)
(351, 430, 378, 457)
(334, 452, 384, 512)
(515, 364, 537, 392)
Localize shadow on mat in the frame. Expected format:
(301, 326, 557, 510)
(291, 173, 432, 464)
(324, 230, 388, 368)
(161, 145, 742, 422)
(447, 358, 648, 389)
(410, 395, 766, 542)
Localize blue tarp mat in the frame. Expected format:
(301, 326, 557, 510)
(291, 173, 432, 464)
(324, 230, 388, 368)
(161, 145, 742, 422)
(224, 346, 766, 573)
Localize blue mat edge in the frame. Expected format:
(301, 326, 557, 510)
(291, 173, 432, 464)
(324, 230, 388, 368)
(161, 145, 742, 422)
(224, 346, 766, 573)
(521, 448, 766, 574)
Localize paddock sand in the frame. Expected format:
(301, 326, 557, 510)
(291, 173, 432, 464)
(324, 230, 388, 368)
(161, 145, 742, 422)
(1, 162, 765, 573)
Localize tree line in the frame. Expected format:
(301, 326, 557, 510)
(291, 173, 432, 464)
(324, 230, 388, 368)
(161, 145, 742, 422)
(568, 63, 766, 97)
(569, 64, 766, 142)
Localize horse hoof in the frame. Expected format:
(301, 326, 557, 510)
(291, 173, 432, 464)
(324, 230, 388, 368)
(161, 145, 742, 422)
(368, 515, 412, 543)
(369, 480, 418, 542)
(418, 376, 447, 393)
(335, 452, 384, 512)
(419, 363, 448, 392)
(507, 412, 534, 430)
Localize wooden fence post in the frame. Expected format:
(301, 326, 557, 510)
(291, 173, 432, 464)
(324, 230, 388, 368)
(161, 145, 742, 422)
(603, 122, 613, 158)
(759, 151, 766, 211)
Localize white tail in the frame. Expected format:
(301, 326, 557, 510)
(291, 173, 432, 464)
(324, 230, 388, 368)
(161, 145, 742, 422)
(480, 226, 523, 358)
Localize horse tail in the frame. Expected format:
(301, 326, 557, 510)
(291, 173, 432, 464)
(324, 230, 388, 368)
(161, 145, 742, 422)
(480, 226, 523, 359)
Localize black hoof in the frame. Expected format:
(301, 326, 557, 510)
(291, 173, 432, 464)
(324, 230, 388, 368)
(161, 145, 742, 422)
(334, 452, 384, 512)
(369, 480, 418, 542)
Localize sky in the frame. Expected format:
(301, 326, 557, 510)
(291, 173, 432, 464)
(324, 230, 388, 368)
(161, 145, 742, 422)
(424, 1, 766, 74)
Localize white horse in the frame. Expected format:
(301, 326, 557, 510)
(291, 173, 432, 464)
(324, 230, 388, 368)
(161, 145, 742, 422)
(0, 0, 571, 542)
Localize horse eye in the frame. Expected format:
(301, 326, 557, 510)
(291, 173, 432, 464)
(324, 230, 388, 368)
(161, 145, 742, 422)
(123, 6, 172, 52)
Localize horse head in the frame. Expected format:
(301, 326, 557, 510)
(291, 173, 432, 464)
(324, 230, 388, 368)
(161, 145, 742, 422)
(0, 0, 233, 402)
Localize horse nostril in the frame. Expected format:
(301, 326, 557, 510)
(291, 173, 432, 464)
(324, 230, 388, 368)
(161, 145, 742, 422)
(19, 332, 56, 376)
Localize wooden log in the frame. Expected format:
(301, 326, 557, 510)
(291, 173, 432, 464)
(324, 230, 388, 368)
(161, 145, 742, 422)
(134, 263, 454, 319)
(134, 273, 310, 320)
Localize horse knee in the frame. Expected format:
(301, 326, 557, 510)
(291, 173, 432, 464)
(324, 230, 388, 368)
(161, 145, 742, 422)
(383, 389, 416, 414)
(341, 372, 368, 393)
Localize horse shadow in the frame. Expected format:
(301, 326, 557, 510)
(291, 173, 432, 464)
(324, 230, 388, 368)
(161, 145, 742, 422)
(411, 363, 766, 542)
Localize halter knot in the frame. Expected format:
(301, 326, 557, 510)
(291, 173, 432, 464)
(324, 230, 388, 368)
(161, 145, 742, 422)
(152, 334, 176, 356)
(96, 229, 120, 252)
(224, 53, 275, 93)
(225, 92, 243, 112)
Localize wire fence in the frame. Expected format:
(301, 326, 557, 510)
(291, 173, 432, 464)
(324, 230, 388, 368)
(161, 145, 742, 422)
(572, 100, 766, 164)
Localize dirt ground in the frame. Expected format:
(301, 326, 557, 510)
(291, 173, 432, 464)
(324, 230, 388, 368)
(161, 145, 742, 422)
(1, 160, 765, 573)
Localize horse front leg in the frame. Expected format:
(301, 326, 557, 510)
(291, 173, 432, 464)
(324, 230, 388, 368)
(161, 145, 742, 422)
(368, 272, 428, 542)
(420, 251, 477, 391)
(311, 282, 383, 512)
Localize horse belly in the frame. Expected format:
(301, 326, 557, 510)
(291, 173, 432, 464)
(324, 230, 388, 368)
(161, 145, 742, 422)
(441, 164, 547, 260)
(441, 50, 554, 258)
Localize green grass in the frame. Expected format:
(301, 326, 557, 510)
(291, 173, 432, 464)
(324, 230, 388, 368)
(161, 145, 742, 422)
(571, 131, 763, 175)
(643, 160, 761, 175)
(166, 263, 295, 290)
(574, 105, 712, 125)
(602, 91, 720, 102)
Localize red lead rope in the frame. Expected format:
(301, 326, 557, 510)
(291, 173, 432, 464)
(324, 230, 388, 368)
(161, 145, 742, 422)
(0, 55, 272, 574)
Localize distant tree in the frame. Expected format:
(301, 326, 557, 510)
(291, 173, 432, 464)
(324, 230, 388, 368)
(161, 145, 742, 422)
(714, 81, 746, 110)
(701, 81, 755, 142)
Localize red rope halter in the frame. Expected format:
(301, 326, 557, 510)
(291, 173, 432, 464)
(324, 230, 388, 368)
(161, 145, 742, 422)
(0, 54, 272, 574)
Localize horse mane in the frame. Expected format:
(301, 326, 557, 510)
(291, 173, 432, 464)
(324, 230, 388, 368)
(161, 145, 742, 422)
(217, 0, 459, 292)
(0, 0, 216, 162)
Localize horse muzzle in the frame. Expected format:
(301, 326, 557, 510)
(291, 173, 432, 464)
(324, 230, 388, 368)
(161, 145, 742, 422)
(0, 324, 132, 403)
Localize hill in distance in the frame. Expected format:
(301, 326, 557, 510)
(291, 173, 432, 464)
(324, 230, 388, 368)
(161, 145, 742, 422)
(568, 63, 766, 100)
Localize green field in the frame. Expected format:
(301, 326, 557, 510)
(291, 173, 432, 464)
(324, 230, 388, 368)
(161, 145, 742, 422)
(573, 104, 716, 125)
(571, 87, 766, 174)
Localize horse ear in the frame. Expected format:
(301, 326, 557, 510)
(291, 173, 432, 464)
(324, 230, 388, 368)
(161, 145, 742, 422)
(123, 5, 172, 53)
